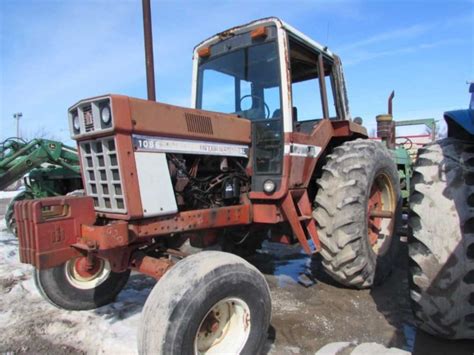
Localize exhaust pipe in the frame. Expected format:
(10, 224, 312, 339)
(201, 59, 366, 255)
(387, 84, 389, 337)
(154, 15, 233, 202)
(376, 91, 396, 149)
(388, 90, 395, 116)
(142, 0, 156, 101)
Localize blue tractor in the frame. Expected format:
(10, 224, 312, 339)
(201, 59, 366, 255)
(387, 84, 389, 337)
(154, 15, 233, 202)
(444, 82, 474, 138)
(408, 83, 474, 339)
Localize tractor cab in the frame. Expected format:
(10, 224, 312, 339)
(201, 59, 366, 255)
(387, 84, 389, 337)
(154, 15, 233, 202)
(192, 17, 355, 195)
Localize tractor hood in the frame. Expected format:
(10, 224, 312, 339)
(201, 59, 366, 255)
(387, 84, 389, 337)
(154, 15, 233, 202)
(68, 94, 251, 145)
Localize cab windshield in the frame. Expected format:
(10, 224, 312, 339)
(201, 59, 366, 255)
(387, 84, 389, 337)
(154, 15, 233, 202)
(196, 41, 282, 120)
(197, 38, 284, 177)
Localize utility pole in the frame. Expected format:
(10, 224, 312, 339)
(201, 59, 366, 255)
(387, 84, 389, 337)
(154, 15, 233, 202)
(142, 0, 156, 101)
(13, 112, 22, 138)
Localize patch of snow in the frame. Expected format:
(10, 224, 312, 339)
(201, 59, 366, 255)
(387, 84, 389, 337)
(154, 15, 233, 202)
(0, 217, 150, 354)
(316, 342, 410, 355)
(315, 341, 355, 354)
(0, 190, 21, 199)
(284, 345, 301, 354)
(351, 342, 410, 355)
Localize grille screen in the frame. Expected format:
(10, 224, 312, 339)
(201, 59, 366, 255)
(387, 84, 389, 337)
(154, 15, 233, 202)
(83, 105, 95, 132)
(185, 113, 213, 135)
(80, 137, 126, 213)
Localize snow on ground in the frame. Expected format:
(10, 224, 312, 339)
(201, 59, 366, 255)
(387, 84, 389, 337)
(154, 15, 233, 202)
(0, 190, 22, 199)
(315, 342, 410, 355)
(0, 218, 147, 354)
(0, 209, 412, 354)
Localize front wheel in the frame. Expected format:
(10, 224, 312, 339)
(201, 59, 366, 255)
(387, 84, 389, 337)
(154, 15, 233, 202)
(34, 256, 130, 310)
(138, 251, 271, 355)
(5, 191, 31, 235)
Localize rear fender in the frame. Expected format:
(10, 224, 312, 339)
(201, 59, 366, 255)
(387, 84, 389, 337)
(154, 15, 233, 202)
(444, 109, 474, 137)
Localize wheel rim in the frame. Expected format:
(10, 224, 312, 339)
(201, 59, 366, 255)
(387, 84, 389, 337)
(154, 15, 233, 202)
(194, 297, 251, 354)
(367, 172, 396, 255)
(64, 257, 111, 290)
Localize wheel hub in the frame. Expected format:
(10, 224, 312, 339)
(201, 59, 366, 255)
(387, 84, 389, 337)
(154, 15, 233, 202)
(194, 297, 250, 354)
(64, 257, 111, 290)
(73, 257, 101, 279)
(367, 173, 396, 255)
(368, 185, 383, 247)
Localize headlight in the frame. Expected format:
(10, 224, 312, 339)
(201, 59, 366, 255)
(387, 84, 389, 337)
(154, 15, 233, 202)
(263, 179, 276, 194)
(72, 114, 80, 131)
(100, 104, 111, 125)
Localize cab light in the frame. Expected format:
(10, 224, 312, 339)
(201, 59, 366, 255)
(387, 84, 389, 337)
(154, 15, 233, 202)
(73, 114, 80, 131)
(251, 26, 267, 39)
(198, 47, 211, 58)
(100, 104, 111, 125)
(263, 179, 276, 194)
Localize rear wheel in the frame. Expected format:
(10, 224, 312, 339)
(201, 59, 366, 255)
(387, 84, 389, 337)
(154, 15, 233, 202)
(138, 251, 271, 355)
(313, 139, 401, 288)
(34, 256, 130, 310)
(408, 138, 474, 339)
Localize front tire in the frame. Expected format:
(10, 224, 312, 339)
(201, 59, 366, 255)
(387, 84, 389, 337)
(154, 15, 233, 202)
(5, 191, 31, 235)
(138, 251, 271, 355)
(313, 139, 401, 288)
(408, 138, 474, 339)
(34, 256, 130, 310)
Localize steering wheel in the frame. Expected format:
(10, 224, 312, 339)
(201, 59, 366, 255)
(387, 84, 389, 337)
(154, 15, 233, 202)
(239, 95, 270, 119)
(397, 137, 414, 150)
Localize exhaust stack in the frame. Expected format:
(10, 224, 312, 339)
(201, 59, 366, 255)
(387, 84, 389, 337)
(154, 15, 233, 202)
(376, 90, 396, 149)
(142, 0, 156, 101)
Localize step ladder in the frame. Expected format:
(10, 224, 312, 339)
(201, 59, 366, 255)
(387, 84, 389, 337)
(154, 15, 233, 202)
(279, 190, 320, 254)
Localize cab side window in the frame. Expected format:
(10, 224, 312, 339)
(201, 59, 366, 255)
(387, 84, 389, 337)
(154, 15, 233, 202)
(289, 39, 338, 122)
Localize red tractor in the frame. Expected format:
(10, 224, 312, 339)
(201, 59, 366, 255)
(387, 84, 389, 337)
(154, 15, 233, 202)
(15, 18, 400, 353)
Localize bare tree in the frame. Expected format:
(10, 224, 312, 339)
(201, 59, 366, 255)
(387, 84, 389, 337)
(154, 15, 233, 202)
(424, 122, 446, 140)
(21, 127, 61, 142)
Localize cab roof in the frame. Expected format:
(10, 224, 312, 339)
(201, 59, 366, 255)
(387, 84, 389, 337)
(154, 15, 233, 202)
(194, 17, 334, 58)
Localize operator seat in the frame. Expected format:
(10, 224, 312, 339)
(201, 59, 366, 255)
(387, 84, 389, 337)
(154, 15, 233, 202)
(272, 107, 298, 123)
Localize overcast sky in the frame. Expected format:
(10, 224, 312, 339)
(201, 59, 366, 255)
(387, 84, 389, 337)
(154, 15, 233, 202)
(1, 0, 473, 142)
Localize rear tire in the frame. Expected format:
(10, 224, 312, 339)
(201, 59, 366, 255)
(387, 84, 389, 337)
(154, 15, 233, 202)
(313, 139, 401, 288)
(138, 251, 271, 355)
(408, 138, 474, 339)
(34, 256, 130, 310)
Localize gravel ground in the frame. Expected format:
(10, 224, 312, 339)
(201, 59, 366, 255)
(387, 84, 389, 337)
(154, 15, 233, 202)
(0, 195, 473, 354)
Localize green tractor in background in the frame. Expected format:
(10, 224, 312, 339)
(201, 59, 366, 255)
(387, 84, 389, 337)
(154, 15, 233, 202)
(0, 137, 82, 233)
(374, 91, 436, 207)
(375, 85, 474, 339)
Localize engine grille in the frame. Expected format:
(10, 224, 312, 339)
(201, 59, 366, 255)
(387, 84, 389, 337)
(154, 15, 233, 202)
(80, 137, 126, 213)
(83, 104, 95, 132)
(185, 113, 213, 135)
